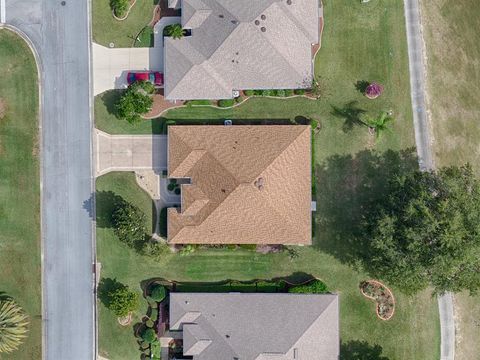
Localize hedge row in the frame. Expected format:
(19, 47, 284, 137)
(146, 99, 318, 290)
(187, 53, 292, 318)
(243, 89, 306, 97)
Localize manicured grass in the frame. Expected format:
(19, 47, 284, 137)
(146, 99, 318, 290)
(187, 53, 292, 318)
(0, 30, 41, 359)
(92, 0, 157, 48)
(420, 0, 480, 172)
(97, 171, 440, 360)
(133, 26, 154, 48)
(95, 1, 440, 359)
(454, 293, 480, 360)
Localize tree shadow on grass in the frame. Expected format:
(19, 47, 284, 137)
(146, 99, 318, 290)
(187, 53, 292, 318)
(341, 340, 390, 360)
(354, 80, 370, 94)
(97, 277, 126, 308)
(331, 101, 367, 133)
(313, 148, 418, 269)
(100, 90, 124, 117)
(96, 190, 126, 228)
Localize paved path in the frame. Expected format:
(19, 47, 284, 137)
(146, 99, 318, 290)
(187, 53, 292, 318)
(403, 1, 454, 359)
(3, 0, 95, 359)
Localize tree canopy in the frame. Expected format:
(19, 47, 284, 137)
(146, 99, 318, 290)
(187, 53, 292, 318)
(116, 81, 154, 124)
(107, 286, 139, 317)
(112, 201, 147, 248)
(364, 164, 480, 294)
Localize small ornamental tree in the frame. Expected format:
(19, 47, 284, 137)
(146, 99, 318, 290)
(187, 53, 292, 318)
(365, 82, 384, 99)
(150, 285, 167, 302)
(164, 24, 185, 39)
(110, 0, 129, 18)
(107, 286, 139, 317)
(112, 201, 146, 248)
(116, 81, 154, 124)
(361, 111, 394, 138)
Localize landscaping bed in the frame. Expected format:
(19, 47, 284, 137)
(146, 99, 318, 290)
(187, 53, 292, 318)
(360, 280, 395, 321)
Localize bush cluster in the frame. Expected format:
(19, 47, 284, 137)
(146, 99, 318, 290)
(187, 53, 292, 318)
(288, 279, 328, 294)
(243, 89, 298, 97)
(218, 99, 235, 107)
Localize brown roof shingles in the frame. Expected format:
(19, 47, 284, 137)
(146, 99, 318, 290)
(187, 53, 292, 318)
(167, 125, 311, 244)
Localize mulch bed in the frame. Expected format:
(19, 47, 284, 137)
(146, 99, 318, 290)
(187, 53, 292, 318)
(143, 89, 184, 119)
(360, 279, 395, 321)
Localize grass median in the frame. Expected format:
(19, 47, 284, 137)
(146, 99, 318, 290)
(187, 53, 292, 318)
(0, 29, 41, 359)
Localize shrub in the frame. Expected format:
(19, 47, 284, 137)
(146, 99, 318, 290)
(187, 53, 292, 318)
(0, 300, 29, 354)
(107, 286, 139, 317)
(174, 187, 181, 195)
(179, 244, 197, 256)
(143, 240, 170, 260)
(146, 319, 154, 328)
(163, 24, 185, 39)
(218, 99, 235, 107)
(276, 89, 286, 97)
(244, 90, 254, 96)
(238, 244, 257, 251)
(151, 339, 161, 359)
(141, 328, 157, 344)
(253, 90, 263, 96)
(149, 308, 158, 321)
(185, 99, 212, 106)
(140, 341, 150, 350)
(262, 89, 274, 96)
(110, 0, 129, 17)
(294, 89, 306, 95)
(150, 285, 167, 302)
(288, 279, 328, 294)
(112, 201, 146, 248)
(116, 82, 154, 124)
(284, 89, 294, 96)
(167, 183, 175, 192)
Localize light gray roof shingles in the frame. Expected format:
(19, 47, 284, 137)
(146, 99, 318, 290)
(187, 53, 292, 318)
(169, 293, 339, 360)
(165, 0, 319, 100)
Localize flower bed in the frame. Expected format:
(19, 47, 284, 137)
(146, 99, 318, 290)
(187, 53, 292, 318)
(360, 280, 395, 320)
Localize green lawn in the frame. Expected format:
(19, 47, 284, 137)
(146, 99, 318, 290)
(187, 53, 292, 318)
(92, 0, 158, 47)
(0, 30, 41, 359)
(95, 1, 440, 359)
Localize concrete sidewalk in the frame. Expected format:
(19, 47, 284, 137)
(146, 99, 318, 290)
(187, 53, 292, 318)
(94, 129, 168, 176)
(92, 17, 180, 95)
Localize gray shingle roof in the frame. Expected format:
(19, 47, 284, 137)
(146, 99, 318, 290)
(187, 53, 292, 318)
(169, 293, 339, 360)
(165, 0, 319, 100)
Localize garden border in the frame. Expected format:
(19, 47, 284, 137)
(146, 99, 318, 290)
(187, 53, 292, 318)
(112, 0, 137, 21)
(360, 279, 396, 321)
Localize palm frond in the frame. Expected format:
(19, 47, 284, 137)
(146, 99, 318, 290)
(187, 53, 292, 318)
(0, 300, 29, 353)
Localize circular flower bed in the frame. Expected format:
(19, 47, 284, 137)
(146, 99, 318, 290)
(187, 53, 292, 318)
(365, 82, 384, 99)
(360, 280, 395, 320)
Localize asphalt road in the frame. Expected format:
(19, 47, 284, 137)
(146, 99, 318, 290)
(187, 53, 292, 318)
(3, 1, 95, 359)
(403, 1, 455, 359)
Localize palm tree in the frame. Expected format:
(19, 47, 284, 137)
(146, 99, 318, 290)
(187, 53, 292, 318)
(164, 24, 185, 39)
(0, 300, 29, 353)
(361, 111, 394, 138)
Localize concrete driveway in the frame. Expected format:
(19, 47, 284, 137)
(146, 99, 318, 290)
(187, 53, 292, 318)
(95, 129, 167, 176)
(92, 17, 180, 95)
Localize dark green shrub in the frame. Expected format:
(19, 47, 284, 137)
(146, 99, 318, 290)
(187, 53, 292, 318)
(174, 187, 181, 195)
(110, 0, 129, 17)
(253, 90, 263, 95)
(116, 82, 154, 124)
(185, 99, 212, 106)
(238, 244, 257, 250)
(294, 89, 306, 95)
(218, 99, 235, 107)
(141, 328, 157, 344)
(244, 90, 254, 96)
(285, 89, 294, 96)
(112, 202, 146, 248)
(167, 183, 175, 192)
(107, 286, 139, 317)
(288, 279, 328, 294)
(276, 89, 286, 97)
(150, 285, 166, 302)
(262, 90, 274, 96)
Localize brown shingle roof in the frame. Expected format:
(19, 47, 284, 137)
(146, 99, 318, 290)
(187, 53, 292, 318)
(167, 125, 311, 244)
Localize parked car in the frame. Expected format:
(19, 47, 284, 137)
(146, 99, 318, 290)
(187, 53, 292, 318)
(127, 71, 164, 86)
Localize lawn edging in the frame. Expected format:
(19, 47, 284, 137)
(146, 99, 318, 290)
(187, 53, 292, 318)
(112, 0, 137, 21)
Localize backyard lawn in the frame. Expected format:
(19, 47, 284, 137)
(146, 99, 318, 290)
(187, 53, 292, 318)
(92, 0, 158, 47)
(0, 30, 41, 359)
(95, 0, 441, 359)
(420, 1, 480, 357)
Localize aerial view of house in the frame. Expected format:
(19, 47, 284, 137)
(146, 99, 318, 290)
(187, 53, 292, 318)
(169, 292, 339, 359)
(164, 0, 320, 99)
(2, 0, 480, 358)
(167, 125, 312, 244)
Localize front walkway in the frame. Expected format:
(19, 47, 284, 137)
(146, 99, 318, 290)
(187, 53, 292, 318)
(92, 16, 181, 95)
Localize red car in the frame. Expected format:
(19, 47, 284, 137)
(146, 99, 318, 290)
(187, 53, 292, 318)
(127, 71, 164, 86)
